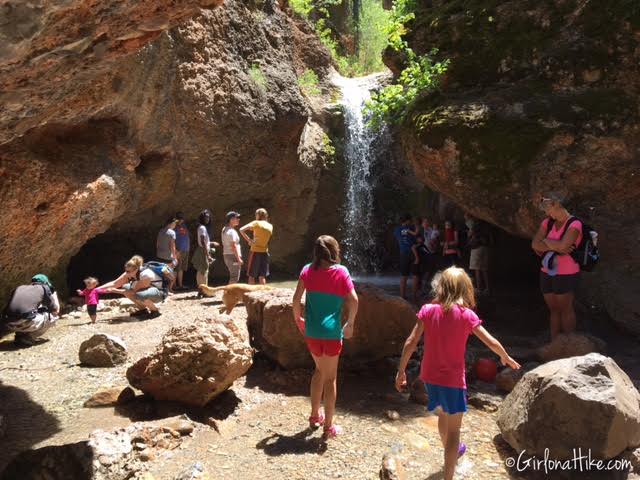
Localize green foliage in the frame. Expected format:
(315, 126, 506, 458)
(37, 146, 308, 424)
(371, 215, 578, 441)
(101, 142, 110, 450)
(249, 64, 267, 90)
(289, 0, 313, 16)
(385, 0, 415, 52)
(366, 51, 449, 128)
(356, 0, 391, 74)
(322, 132, 336, 157)
(298, 69, 322, 96)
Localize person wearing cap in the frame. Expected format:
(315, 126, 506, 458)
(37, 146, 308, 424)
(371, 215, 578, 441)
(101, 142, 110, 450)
(222, 211, 243, 284)
(174, 212, 190, 290)
(531, 192, 583, 339)
(1, 274, 60, 346)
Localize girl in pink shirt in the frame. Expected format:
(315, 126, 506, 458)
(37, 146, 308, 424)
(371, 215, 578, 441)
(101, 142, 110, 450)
(396, 267, 520, 480)
(77, 277, 106, 324)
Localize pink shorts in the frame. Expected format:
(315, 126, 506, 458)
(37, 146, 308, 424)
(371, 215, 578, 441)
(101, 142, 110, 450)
(305, 338, 343, 357)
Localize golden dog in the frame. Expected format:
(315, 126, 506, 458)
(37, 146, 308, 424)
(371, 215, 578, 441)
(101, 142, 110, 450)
(198, 283, 273, 314)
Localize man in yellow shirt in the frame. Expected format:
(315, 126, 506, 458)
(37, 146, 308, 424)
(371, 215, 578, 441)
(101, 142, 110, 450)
(240, 208, 274, 285)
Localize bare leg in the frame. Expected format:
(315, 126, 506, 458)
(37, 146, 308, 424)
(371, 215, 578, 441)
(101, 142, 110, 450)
(248, 276, 256, 285)
(557, 292, 576, 334)
(123, 291, 147, 310)
(437, 410, 448, 447)
(400, 276, 407, 299)
(177, 270, 184, 288)
(143, 299, 159, 313)
(259, 276, 266, 285)
(543, 293, 560, 340)
(312, 354, 340, 428)
(443, 412, 464, 480)
(309, 368, 323, 418)
(89, 314, 97, 324)
(196, 271, 207, 288)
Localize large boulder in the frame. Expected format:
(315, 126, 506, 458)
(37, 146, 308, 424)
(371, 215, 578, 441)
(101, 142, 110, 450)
(497, 353, 640, 460)
(244, 283, 417, 369)
(536, 333, 606, 363)
(0, 417, 192, 480)
(79, 334, 128, 367)
(126, 316, 252, 406)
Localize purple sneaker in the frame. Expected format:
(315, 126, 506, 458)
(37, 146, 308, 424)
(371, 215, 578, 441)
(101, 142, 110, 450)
(458, 443, 466, 457)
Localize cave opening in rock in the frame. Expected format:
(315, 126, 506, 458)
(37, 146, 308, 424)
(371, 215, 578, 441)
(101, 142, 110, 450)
(135, 152, 168, 178)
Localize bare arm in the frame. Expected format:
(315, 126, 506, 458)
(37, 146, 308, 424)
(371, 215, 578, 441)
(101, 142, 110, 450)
(100, 272, 129, 290)
(50, 292, 60, 315)
(411, 244, 419, 263)
(131, 277, 151, 292)
(239, 223, 254, 245)
(292, 279, 305, 322)
(395, 319, 424, 391)
(342, 289, 358, 339)
(472, 325, 521, 369)
(543, 227, 580, 254)
(170, 238, 177, 259)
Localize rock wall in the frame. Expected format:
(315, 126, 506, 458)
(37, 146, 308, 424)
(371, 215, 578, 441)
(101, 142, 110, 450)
(0, 0, 338, 300)
(391, 0, 640, 333)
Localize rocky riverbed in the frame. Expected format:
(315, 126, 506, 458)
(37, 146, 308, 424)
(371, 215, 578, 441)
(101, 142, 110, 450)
(1, 288, 639, 479)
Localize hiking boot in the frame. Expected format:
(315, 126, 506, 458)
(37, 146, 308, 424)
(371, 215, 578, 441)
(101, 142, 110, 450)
(14, 333, 38, 347)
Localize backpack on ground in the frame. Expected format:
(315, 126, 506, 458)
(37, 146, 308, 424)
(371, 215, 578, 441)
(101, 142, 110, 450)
(545, 216, 599, 272)
(142, 262, 175, 291)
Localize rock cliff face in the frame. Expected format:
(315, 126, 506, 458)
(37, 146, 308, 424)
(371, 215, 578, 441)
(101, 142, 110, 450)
(0, 0, 337, 300)
(392, 0, 640, 333)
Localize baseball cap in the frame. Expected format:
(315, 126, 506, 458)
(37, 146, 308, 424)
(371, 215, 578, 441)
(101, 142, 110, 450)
(31, 273, 54, 290)
(225, 211, 241, 223)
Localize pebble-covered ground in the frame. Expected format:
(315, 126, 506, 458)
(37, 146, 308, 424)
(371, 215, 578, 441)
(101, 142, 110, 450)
(1, 286, 639, 479)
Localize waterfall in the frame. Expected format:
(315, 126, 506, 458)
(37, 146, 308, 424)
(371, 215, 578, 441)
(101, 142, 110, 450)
(334, 72, 390, 273)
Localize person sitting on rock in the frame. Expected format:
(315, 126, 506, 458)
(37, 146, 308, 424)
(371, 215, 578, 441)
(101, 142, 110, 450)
(240, 208, 273, 285)
(530, 192, 583, 340)
(1, 273, 60, 347)
(100, 255, 166, 319)
(292, 235, 358, 439)
(395, 267, 520, 480)
(76, 276, 106, 324)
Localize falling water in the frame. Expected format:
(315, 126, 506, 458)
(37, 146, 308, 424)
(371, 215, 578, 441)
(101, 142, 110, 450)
(335, 73, 390, 273)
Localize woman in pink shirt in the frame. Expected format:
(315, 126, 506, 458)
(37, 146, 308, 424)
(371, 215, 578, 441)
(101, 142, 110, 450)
(531, 192, 583, 339)
(395, 267, 519, 480)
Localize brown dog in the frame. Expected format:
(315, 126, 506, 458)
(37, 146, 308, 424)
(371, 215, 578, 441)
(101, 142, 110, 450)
(198, 283, 273, 314)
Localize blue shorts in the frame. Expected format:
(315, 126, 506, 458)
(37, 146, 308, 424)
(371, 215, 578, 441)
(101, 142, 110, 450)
(425, 383, 467, 414)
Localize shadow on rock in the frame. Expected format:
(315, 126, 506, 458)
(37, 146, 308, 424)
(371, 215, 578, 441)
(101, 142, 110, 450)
(256, 429, 328, 456)
(0, 382, 62, 473)
(114, 389, 241, 425)
(1, 442, 93, 480)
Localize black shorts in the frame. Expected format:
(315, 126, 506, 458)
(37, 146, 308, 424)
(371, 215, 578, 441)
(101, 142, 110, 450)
(399, 252, 413, 277)
(540, 272, 580, 295)
(248, 252, 270, 278)
(87, 304, 97, 316)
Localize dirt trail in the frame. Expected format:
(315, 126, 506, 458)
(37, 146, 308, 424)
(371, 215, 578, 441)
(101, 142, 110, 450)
(0, 288, 638, 479)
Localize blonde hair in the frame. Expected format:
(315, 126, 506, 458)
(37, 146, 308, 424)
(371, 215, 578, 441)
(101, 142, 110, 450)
(431, 267, 476, 311)
(312, 235, 341, 269)
(256, 208, 268, 221)
(84, 276, 99, 287)
(124, 255, 144, 271)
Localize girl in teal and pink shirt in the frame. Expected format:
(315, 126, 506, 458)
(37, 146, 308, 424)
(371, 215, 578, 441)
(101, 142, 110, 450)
(292, 235, 358, 439)
(396, 267, 519, 480)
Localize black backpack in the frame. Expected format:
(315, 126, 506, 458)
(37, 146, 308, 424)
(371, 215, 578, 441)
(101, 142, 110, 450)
(545, 216, 599, 272)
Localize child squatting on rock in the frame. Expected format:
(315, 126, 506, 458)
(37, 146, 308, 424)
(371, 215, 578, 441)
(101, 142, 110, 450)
(292, 235, 358, 439)
(396, 267, 520, 480)
(77, 277, 106, 324)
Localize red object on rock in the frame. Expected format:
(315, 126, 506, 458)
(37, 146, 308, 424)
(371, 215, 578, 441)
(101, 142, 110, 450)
(475, 358, 498, 383)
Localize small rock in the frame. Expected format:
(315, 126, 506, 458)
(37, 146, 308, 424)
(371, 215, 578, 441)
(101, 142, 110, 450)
(79, 333, 128, 367)
(386, 410, 400, 421)
(84, 386, 135, 407)
(161, 416, 194, 436)
(138, 448, 153, 462)
(380, 453, 406, 480)
(495, 368, 523, 393)
(536, 333, 606, 363)
(409, 377, 428, 405)
(174, 461, 210, 480)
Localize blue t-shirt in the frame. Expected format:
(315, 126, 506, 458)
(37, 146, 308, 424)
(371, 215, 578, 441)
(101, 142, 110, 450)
(394, 225, 416, 253)
(175, 223, 190, 252)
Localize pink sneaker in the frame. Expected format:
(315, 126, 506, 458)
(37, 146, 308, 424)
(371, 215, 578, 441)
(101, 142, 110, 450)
(308, 413, 325, 429)
(322, 424, 343, 439)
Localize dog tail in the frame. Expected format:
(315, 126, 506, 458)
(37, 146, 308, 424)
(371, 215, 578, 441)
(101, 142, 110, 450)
(198, 284, 227, 296)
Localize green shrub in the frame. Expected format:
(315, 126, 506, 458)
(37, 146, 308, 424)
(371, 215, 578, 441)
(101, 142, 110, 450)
(249, 64, 268, 89)
(298, 69, 322, 96)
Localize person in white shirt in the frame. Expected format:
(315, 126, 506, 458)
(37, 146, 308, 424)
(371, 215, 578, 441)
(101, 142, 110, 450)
(222, 211, 243, 284)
